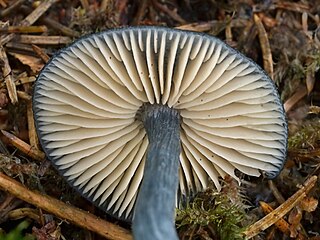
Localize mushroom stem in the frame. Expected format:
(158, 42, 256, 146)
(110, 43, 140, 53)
(133, 104, 180, 240)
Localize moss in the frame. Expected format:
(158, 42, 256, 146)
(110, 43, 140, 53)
(288, 118, 320, 150)
(0, 221, 35, 240)
(176, 187, 248, 240)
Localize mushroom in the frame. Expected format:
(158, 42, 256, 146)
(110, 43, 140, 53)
(33, 26, 287, 240)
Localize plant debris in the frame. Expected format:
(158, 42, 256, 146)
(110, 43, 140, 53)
(0, 0, 320, 239)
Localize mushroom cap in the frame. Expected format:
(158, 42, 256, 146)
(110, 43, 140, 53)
(33, 26, 287, 220)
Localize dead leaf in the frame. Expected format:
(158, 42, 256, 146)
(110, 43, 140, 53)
(306, 65, 315, 94)
(288, 207, 302, 238)
(284, 86, 308, 112)
(32, 221, 61, 240)
(299, 197, 318, 212)
(10, 53, 44, 73)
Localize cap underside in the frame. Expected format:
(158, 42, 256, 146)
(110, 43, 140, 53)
(33, 27, 287, 220)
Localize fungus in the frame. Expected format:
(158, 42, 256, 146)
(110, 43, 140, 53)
(33, 27, 287, 240)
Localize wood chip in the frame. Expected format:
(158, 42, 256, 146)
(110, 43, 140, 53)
(17, 90, 32, 101)
(27, 101, 40, 149)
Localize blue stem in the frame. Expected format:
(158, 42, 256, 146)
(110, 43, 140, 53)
(132, 104, 180, 240)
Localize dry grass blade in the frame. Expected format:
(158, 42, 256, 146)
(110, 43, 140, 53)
(15, 35, 71, 45)
(26, 101, 39, 149)
(254, 14, 274, 80)
(306, 64, 315, 94)
(243, 176, 318, 239)
(0, 173, 133, 240)
(284, 86, 308, 112)
(0, 45, 18, 104)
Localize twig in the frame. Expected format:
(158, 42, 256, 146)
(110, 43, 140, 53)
(0, 0, 25, 17)
(5, 42, 38, 55)
(259, 201, 291, 236)
(100, 0, 112, 12)
(253, 14, 274, 80)
(16, 76, 36, 86)
(20, 0, 58, 26)
(17, 90, 32, 101)
(0, 173, 133, 240)
(32, 45, 50, 63)
(18, 5, 80, 38)
(0, 0, 58, 45)
(1, 130, 45, 161)
(275, 1, 310, 13)
(0, 45, 18, 104)
(8, 207, 41, 223)
(152, 0, 186, 24)
(132, 0, 148, 25)
(0, 0, 7, 7)
(225, 16, 233, 45)
(80, 0, 90, 12)
(261, 202, 308, 239)
(244, 176, 318, 239)
(0, 26, 48, 33)
(258, 13, 277, 28)
(268, 180, 285, 204)
(176, 19, 250, 32)
(40, 17, 80, 37)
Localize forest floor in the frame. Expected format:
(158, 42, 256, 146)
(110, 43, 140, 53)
(0, 0, 320, 239)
